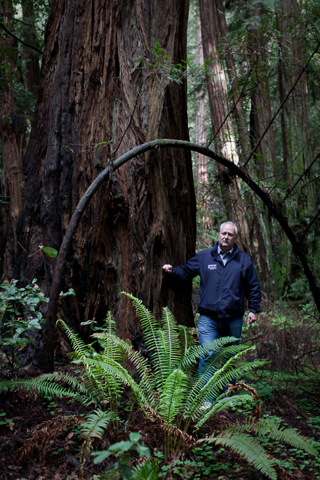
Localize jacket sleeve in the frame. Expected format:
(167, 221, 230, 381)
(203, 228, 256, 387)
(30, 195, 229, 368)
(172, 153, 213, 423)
(171, 254, 200, 283)
(245, 261, 261, 313)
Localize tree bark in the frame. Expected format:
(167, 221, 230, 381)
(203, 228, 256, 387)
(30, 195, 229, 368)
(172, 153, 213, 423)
(277, 0, 314, 207)
(193, 10, 212, 248)
(247, 2, 277, 178)
(15, 0, 196, 370)
(22, 0, 40, 99)
(0, 1, 26, 279)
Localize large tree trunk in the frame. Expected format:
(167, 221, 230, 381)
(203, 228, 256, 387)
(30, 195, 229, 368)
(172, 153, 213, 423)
(0, 2, 26, 279)
(15, 0, 196, 363)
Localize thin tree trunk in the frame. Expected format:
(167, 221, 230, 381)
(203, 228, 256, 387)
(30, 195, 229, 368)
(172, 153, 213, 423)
(22, 0, 40, 99)
(278, 0, 313, 206)
(193, 10, 212, 248)
(0, 2, 26, 279)
(247, 2, 277, 178)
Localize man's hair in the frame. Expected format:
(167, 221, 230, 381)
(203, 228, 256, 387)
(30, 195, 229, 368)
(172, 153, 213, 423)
(219, 221, 238, 236)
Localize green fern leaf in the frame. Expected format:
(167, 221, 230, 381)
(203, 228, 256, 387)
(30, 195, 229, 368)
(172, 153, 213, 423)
(121, 293, 170, 391)
(80, 409, 116, 440)
(207, 432, 277, 480)
(161, 307, 181, 374)
(159, 368, 189, 424)
(253, 418, 319, 457)
(132, 459, 159, 480)
(194, 394, 254, 430)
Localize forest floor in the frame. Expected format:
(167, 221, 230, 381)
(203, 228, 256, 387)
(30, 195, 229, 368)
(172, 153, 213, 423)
(1, 301, 320, 480)
(0, 362, 320, 480)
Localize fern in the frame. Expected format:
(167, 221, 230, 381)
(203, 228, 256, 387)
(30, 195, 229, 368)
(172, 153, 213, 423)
(80, 409, 116, 440)
(207, 432, 277, 480)
(161, 307, 181, 374)
(194, 394, 254, 430)
(121, 293, 172, 391)
(201, 416, 318, 480)
(131, 459, 159, 480)
(223, 417, 319, 457)
(159, 368, 189, 425)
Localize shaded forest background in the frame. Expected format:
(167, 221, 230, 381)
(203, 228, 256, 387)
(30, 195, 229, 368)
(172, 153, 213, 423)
(1, 0, 320, 345)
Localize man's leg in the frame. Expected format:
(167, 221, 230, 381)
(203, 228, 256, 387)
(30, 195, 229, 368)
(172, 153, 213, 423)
(220, 317, 243, 390)
(198, 315, 220, 391)
(220, 316, 243, 345)
(197, 316, 243, 400)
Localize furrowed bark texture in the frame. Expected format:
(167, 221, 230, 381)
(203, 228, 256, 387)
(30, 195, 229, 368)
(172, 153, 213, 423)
(0, 2, 26, 278)
(15, 0, 196, 355)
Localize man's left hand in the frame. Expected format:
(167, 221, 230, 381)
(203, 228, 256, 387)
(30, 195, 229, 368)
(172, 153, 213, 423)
(247, 312, 258, 324)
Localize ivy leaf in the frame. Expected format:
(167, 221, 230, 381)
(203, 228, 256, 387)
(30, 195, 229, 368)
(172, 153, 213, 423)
(42, 247, 58, 258)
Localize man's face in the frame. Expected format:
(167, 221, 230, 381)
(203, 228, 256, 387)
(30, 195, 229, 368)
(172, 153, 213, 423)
(218, 224, 237, 253)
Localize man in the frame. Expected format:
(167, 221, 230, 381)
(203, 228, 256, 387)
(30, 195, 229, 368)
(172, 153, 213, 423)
(163, 221, 261, 387)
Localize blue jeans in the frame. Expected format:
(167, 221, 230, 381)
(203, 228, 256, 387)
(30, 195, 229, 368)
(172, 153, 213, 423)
(198, 315, 243, 396)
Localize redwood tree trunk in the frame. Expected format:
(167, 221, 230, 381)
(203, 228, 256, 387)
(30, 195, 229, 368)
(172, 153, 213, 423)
(15, 0, 196, 360)
(0, 2, 26, 279)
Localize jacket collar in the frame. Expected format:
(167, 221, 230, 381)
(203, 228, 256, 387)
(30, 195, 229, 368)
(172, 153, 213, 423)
(211, 241, 239, 262)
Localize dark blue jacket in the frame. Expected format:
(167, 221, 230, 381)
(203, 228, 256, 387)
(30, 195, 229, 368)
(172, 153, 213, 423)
(172, 242, 261, 319)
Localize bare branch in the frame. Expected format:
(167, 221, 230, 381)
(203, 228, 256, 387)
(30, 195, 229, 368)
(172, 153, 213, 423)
(0, 22, 43, 54)
(300, 209, 320, 240)
(281, 152, 320, 204)
(242, 41, 320, 168)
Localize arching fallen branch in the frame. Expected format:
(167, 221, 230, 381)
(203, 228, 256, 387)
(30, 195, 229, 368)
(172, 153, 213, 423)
(43, 139, 320, 372)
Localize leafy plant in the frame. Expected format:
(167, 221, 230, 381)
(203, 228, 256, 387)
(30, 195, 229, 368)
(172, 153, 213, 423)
(0, 279, 75, 375)
(0, 279, 48, 374)
(92, 431, 158, 480)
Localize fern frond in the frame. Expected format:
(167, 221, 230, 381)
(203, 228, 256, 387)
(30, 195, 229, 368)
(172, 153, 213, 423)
(178, 325, 194, 355)
(131, 459, 159, 480)
(81, 356, 124, 404)
(0, 378, 80, 400)
(205, 433, 277, 480)
(80, 409, 116, 440)
(184, 349, 261, 414)
(161, 307, 181, 373)
(121, 292, 168, 391)
(253, 418, 318, 456)
(94, 333, 156, 405)
(57, 319, 92, 359)
(87, 357, 153, 413)
(159, 368, 189, 425)
(194, 394, 254, 430)
(180, 337, 247, 370)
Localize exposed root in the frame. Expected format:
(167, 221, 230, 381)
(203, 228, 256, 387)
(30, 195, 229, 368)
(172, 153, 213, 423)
(227, 380, 262, 419)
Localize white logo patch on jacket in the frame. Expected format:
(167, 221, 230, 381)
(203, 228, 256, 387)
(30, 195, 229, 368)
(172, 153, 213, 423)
(208, 264, 217, 270)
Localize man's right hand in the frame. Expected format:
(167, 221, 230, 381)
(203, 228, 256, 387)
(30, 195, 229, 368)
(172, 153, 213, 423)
(162, 264, 173, 273)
